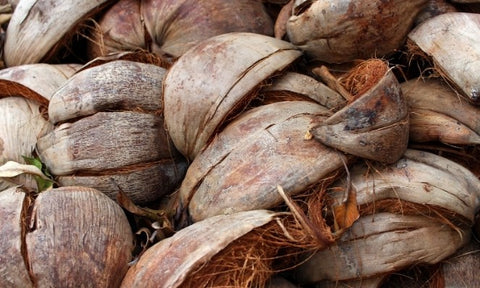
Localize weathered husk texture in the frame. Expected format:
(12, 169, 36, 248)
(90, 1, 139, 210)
(38, 59, 187, 204)
(120, 210, 280, 288)
(286, 0, 428, 63)
(311, 64, 409, 164)
(163, 32, 302, 160)
(408, 12, 480, 104)
(293, 149, 480, 284)
(179, 100, 346, 223)
(402, 77, 480, 144)
(87, 0, 274, 59)
(0, 186, 134, 288)
(4, 0, 114, 66)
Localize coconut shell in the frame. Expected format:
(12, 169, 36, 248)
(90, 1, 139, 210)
(178, 101, 346, 223)
(121, 210, 280, 288)
(408, 12, 480, 104)
(4, 0, 114, 66)
(294, 212, 470, 284)
(286, 0, 428, 63)
(163, 32, 302, 160)
(311, 67, 409, 164)
(48, 60, 165, 123)
(402, 78, 480, 144)
(87, 0, 274, 59)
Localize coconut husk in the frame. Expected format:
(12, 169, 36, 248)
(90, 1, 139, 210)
(177, 100, 348, 224)
(310, 59, 409, 164)
(3, 0, 114, 66)
(0, 185, 133, 287)
(408, 12, 480, 105)
(48, 60, 166, 123)
(163, 32, 302, 160)
(263, 71, 346, 110)
(402, 77, 480, 145)
(86, 0, 274, 60)
(286, 0, 428, 63)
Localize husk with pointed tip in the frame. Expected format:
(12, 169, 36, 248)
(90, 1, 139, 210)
(286, 0, 428, 63)
(163, 32, 302, 160)
(178, 100, 347, 224)
(87, 0, 274, 60)
(408, 12, 480, 104)
(311, 60, 409, 164)
(4, 0, 114, 66)
(402, 77, 480, 144)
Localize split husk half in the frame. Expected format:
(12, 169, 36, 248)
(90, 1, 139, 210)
(0, 185, 133, 287)
(4, 0, 114, 66)
(408, 12, 480, 104)
(310, 59, 409, 164)
(163, 32, 302, 160)
(38, 59, 187, 204)
(402, 77, 480, 144)
(286, 0, 428, 63)
(87, 0, 274, 60)
(177, 100, 346, 224)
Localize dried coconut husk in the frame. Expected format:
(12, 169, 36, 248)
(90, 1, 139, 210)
(163, 32, 302, 160)
(292, 148, 480, 285)
(414, 0, 457, 25)
(408, 12, 480, 105)
(0, 185, 133, 287)
(3, 0, 115, 66)
(0, 64, 78, 190)
(263, 71, 346, 110)
(86, 0, 274, 60)
(294, 212, 471, 285)
(310, 59, 409, 164)
(402, 77, 480, 145)
(176, 100, 348, 224)
(123, 186, 337, 288)
(37, 58, 187, 204)
(286, 0, 428, 63)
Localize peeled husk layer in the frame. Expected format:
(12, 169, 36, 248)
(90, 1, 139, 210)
(87, 0, 274, 59)
(286, 0, 428, 63)
(0, 186, 133, 287)
(178, 100, 347, 224)
(402, 77, 480, 144)
(163, 32, 302, 160)
(408, 12, 480, 104)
